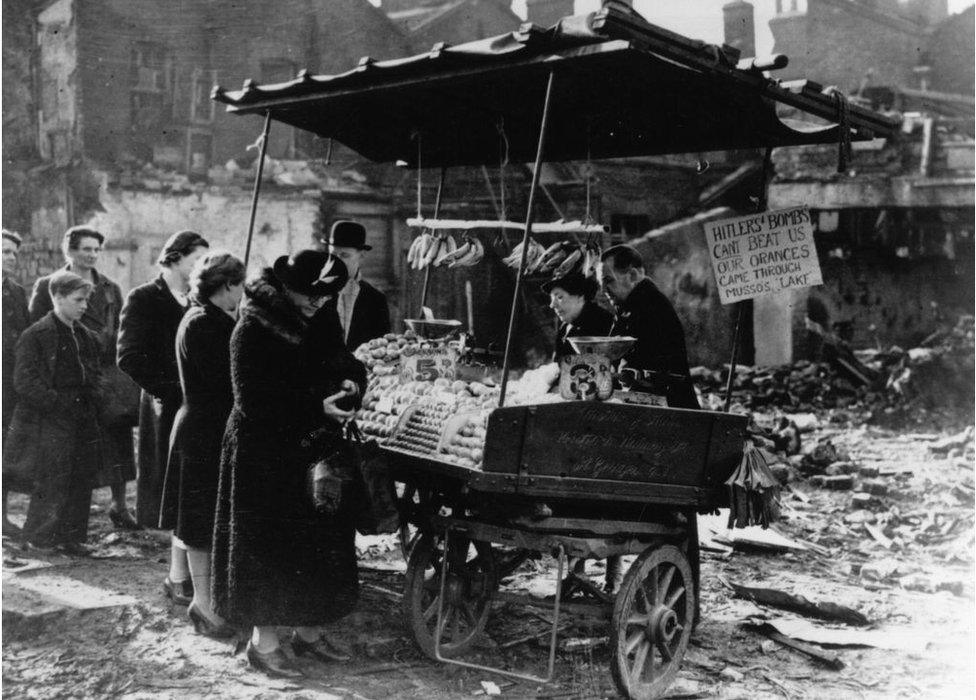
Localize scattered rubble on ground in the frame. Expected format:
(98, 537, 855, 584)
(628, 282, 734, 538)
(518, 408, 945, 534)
(693, 314, 975, 432)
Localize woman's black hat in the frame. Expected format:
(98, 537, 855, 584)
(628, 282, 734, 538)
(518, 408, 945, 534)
(273, 249, 348, 297)
(542, 271, 599, 300)
(329, 220, 372, 250)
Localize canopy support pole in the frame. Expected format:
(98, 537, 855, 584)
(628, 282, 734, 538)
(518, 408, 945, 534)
(419, 166, 447, 313)
(499, 70, 555, 407)
(724, 146, 773, 412)
(243, 111, 273, 268)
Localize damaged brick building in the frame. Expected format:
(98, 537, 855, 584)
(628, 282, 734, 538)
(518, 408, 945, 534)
(3, 0, 972, 367)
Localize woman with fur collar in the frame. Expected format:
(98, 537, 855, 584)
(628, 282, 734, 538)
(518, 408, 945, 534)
(211, 249, 367, 677)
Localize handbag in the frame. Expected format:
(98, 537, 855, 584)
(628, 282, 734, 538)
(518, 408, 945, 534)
(99, 363, 141, 427)
(346, 421, 399, 536)
(305, 428, 359, 516)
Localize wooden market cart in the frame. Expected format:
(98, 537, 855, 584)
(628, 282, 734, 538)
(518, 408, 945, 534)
(213, 2, 897, 696)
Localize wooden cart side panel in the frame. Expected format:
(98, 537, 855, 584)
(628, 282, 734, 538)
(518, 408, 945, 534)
(703, 412, 749, 488)
(482, 406, 529, 474)
(515, 403, 714, 485)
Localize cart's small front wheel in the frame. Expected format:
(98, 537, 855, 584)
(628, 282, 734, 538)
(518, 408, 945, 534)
(402, 533, 496, 658)
(610, 544, 695, 700)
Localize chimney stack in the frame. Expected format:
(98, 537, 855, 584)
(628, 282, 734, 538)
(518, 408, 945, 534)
(525, 0, 576, 27)
(723, 1, 756, 59)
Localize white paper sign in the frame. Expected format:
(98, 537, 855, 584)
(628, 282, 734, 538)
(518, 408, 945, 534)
(704, 206, 823, 305)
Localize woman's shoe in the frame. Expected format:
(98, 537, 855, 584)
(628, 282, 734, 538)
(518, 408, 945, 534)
(246, 641, 303, 678)
(107, 506, 142, 531)
(291, 632, 352, 662)
(162, 576, 194, 606)
(54, 542, 93, 557)
(187, 603, 237, 639)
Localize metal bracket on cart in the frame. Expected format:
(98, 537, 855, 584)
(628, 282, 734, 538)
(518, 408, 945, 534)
(433, 524, 567, 684)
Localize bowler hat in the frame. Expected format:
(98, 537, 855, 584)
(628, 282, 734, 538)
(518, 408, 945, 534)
(329, 220, 372, 250)
(273, 249, 349, 297)
(542, 271, 599, 301)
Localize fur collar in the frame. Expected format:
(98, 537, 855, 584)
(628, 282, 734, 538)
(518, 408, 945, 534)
(240, 269, 308, 345)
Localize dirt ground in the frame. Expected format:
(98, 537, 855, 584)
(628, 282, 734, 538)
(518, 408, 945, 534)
(3, 423, 974, 700)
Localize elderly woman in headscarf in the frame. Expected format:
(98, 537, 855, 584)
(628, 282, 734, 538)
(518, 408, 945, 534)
(211, 250, 367, 677)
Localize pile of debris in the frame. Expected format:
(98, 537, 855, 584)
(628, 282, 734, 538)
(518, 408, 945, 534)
(694, 315, 975, 430)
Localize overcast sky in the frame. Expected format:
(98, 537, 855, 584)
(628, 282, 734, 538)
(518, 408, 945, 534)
(507, 1, 975, 57)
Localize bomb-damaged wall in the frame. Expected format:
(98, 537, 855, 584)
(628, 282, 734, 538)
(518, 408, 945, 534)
(81, 186, 397, 303)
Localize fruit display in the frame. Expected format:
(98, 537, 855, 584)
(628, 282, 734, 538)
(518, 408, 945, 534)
(353, 331, 456, 375)
(440, 411, 489, 468)
(407, 232, 485, 270)
(356, 339, 564, 467)
(502, 238, 602, 277)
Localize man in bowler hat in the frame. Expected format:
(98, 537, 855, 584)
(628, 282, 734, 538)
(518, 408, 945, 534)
(325, 220, 390, 350)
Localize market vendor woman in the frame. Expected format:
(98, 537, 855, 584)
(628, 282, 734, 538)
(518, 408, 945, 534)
(543, 271, 613, 360)
(599, 245, 699, 409)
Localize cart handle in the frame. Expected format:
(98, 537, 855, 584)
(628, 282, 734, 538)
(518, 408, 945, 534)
(433, 526, 565, 684)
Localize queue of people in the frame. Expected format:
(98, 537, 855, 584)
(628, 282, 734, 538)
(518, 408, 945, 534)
(0, 220, 692, 675)
(1, 219, 391, 677)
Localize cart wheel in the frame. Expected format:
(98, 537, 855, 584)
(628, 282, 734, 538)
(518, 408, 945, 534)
(610, 545, 695, 700)
(402, 533, 496, 659)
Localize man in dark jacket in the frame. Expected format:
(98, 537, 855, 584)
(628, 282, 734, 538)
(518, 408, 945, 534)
(324, 220, 391, 351)
(2, 229, 31, 537)
(599, 244, 699, 410)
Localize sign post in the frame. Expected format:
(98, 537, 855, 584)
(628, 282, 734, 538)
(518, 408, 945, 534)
(703, 205, 823, 410)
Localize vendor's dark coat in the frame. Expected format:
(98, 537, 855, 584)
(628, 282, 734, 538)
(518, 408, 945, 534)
(212, 270, 367, 626)
(162, 303, 235, 550)
(3, 313, 103, 513)
(552, 301, 614, 361)
(611, 278, 699, 409)
(342, 280, 391, 351)
(32, 266, 136, 486)
(2, 277, 30, 434)
(117, 275, 188, 527)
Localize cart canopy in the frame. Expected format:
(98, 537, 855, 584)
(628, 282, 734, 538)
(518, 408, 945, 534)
(212, 2, 898, 167)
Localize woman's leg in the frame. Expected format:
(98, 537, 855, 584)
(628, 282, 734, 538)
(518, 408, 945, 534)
(186, 547, 223, 618)
(169, 536, 190, 583)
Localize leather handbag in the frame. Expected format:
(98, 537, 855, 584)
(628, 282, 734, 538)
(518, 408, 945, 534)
(346, 421, 399, 536)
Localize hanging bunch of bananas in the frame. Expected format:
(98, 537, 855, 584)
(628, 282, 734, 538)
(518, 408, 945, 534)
(502, 238, 545, 270)
(408, 232, 485, 270)
(505, 239, 604, 278)
(435, 234, 485, 268)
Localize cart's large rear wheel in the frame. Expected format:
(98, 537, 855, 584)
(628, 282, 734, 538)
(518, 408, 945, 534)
(402, 533, 496, 658)
(610, 544, 694, 700)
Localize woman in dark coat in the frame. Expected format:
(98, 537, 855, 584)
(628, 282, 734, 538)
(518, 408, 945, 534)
(163, 251, 245, 638)
(118, 230, 209, 601)
(543, 271, 614, 360)
(212, 250, 367, 677)
(3, 271, 103, 556)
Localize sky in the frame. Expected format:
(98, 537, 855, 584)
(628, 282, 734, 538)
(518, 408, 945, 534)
(506, 0, 975, 57)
